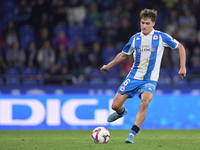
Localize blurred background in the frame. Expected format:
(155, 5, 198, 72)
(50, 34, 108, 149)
(0, 0, 200, 89)
(0, 0, 200, 130)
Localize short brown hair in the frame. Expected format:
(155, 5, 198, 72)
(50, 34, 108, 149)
(140, 8, 157, 22)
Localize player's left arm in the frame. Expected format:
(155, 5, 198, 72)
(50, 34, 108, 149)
(176, 43, 186, 79)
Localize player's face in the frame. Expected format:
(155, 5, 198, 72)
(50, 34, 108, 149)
(140, 18, 155, 35)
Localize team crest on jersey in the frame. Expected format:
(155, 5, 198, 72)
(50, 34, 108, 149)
(153, 35, 158, 40)
(120, 86, 125, 91)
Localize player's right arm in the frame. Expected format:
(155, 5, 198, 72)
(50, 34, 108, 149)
(101, 52, 128, 72)
(101, 35, 135, 72)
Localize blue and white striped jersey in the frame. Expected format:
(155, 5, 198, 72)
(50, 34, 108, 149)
(122, 29, 179, 82)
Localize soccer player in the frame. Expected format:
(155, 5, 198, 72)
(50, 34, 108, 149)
(101, 8, 186, 143)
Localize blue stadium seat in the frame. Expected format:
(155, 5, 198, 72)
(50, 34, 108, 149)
(5, 68, 19, 76)
(190, 78, 200, 86)
(5, 68, 20, 85)
(2, 12, 16, 28)
(102, 46, 117, 65)
(22, 79, 37, 85)
(157, 75, 172, 86)
(89, 68, 104, 78)
(22, 68, 36, 75)
(68, 25, 84, 46)
(6, 78, 20, 85)
(77, 75, 89, 85)
(0, 22, 2, 32)
(172, 75, 188, 86)
(20, 35, 35, 49)
(105, 77, 121, 86)
(89, 77, 104, 85)
(159, 68, 170, 76)
(2, 0, 16, 2)
(19, 25, 34, 37)
(53, 25, 68, 37)
(106, 66, 120, 78)
(170, 68, 180, 79)
(0, 78, 4, 85)
(21, 68, 43, 85)
(83, 25, 100, 43)
(3, 1, 16, 13)
(21, 68, 37, 84)
(36, 69, 44, 85)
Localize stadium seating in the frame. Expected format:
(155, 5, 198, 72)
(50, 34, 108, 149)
(19, 25, 35, 37)
(19, 25, 35, 50)
(5, 68, 19, 76)
(2, 0, 15, 2)
(0, 20, 2, 32)
(190, 78, 200, 86)
(83, 25, 100, 43)
(105, 66, 120, 78)
(5, 78, 20, 85)
(157, 75, 172, 86)
(89, 68, 104, 78)
(21, 68, 37, 85)
(20, 35, 35, 50)
(158, 69, 172, 86)
(36, 69, 44, 85)
(172, 75, 188, 86)
(105, 77, 121, 86)
(89, 77, 104, 86)
(77, 75, 89, 85)
(3, 1, 16, 13)
(68, 24, 84, 46)
(53, 25, 68, 37)
(4, 68, 20, 85)
(2, 12, 16, 28)
(0, 78, 4, 85)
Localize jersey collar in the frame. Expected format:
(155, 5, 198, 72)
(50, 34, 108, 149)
(140, 28, 155, 36)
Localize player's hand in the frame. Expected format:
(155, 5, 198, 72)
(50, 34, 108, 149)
(178, 68, 186, 79)
(100, 65, 110, 72)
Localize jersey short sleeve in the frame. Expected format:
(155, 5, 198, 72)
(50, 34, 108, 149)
(122, 36, 135, 55)
(160, 32, 179, 49)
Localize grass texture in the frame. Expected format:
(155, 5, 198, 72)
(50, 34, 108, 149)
(0, 130, 200, 150)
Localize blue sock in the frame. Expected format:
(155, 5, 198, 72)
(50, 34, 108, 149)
(117, 107, 125, 115)
(130, 124, 140, 136)
(130, 130, 137, 136)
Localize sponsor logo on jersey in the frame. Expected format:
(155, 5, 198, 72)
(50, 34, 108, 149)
(138, 45, 155, 52)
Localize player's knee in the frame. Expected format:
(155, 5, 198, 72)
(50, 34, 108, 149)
(140, 100, 149, 110)
(111, 103, 120, 111)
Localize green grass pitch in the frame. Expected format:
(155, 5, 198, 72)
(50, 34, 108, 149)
(0, 130, 200, 150)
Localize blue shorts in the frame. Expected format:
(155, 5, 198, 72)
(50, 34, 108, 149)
(117, 77, 157, 98)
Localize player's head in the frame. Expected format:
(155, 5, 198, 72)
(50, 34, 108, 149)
(140, 8, 157, 35)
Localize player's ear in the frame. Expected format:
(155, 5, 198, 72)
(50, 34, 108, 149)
(153, 21, 156, 27)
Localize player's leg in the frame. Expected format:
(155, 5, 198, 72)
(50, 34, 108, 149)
(125, 91, 153, 143)
(111, 93, 129, 112)
(108, 77, 141, 122)
(134, 91, 153, 127)
(107, 93, 129, 122)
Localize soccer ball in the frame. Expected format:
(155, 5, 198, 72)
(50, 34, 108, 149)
(91, 127, 110, 144)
